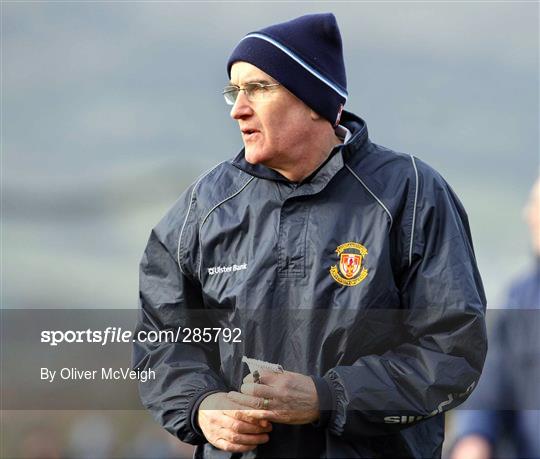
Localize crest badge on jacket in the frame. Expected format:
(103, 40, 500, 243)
(330, 242, 369, 286)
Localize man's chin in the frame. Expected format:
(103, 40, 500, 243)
(244, 148, 265, 165)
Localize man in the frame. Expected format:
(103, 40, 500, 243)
(133, 13, 487, 458)
(450, 179, 540, 459)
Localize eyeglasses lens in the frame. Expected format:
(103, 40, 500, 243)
(223, 87, 239, 106)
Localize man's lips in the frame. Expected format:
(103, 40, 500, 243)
(241, 128, 260, 140)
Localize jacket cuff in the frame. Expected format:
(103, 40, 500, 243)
(323, 370, 349, 436)
(190, 389, 225, 438)
(311, 376, 333, 428)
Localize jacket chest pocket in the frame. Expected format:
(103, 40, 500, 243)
(277, 203, 310, 278)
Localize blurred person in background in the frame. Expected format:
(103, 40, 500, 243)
(450, 178, 540, 459)
(133, 13, 488, 458)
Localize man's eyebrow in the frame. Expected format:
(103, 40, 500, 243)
(228, 79, 273, 86)
(247, 79, 273, 84)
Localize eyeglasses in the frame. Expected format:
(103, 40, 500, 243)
(222, 82, 281, 105)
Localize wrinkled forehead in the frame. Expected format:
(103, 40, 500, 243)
(229, 61, 279, 85)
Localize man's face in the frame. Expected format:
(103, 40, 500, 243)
(229, 62, 314, 173)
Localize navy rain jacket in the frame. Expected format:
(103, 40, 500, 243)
(133, 111, 488, 458)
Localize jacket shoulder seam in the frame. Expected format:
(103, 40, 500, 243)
(344, 163, 394, 230)
(408, 155, 419, 267)
(177, 161, 227, 275)
(197, 175, 256, 278)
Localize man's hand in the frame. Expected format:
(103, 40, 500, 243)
(227, 370, 320, 425)
(197, 392, 272, 453)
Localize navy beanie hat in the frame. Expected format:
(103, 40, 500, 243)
(227, 13, 348, 126)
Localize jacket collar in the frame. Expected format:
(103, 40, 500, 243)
(340, 110, 369, 157)
(230, 110, 369, 185)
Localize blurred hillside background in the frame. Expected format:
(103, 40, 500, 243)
(3, 2, 539, 310)
(1, 1, 538, 458)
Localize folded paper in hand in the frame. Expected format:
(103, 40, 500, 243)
(242, 356, 284, 375)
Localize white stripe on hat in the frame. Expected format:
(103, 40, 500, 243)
(241, 32, 348, 100)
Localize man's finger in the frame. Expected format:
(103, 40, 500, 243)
(223, 430, 270, 446)
(225, 393, 268, 415)
(224, 416, 272, 434)
(228, 391, 272, 410)
(240, 383, 277, 398)
(243, 371, 268, 384)
(234, 408, 282, 424)
(223, 408, 267, 425)
(214, 438, 257, 453)
(226, 407, 271, 423)
(243, 370, 279, 386)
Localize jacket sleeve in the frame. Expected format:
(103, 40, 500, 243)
(132, 188, 228, 444)
(320, 161, 488, 437)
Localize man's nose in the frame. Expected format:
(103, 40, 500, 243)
(230, 91, 253, 119)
